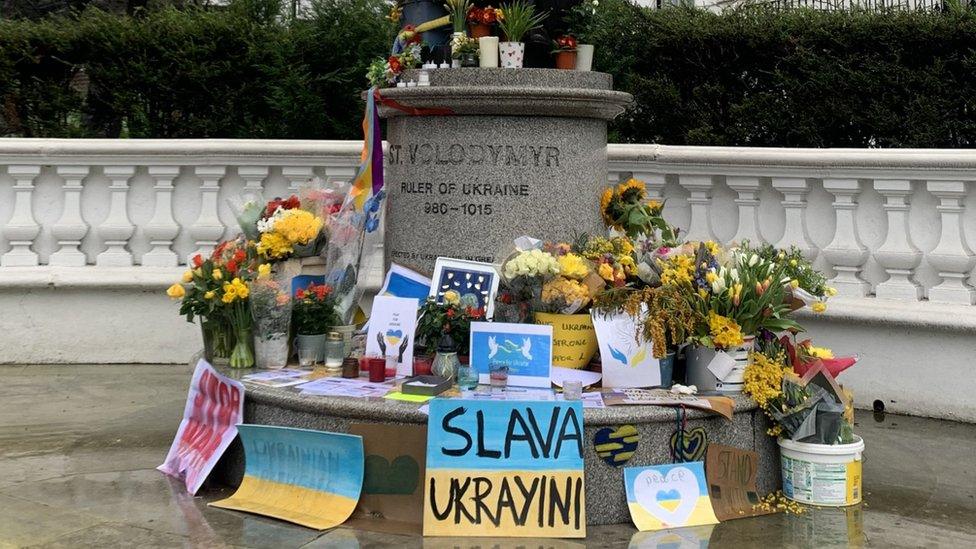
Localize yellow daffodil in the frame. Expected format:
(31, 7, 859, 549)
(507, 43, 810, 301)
(708, 311, 744, 348)
(166, 283, 185, 299)
(181, 271, 193, 283)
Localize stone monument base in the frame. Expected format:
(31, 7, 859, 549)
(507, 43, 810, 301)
(211, 369, 781, 526)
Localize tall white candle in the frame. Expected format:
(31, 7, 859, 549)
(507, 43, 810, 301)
(479, 36, 499, 68)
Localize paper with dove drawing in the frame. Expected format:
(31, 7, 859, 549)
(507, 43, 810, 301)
(624, 462, 719, 531)
(366, 295, 419, 377)
(469, 321, 553, 388)
(591, 310, 661, 388)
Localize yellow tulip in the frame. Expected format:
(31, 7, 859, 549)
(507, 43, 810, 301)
(212, 268, 223, 281)
(166, 283, 185, 299)
(204, 290, 215, 300)
(181, 270, 193, 283)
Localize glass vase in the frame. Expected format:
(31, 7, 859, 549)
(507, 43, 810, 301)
(255, 332, 289, 370)
(202, 319, 234, 366)
(229, 326, 255, 369)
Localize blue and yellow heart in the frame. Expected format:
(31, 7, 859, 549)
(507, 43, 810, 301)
(670, 427, 707, 462)
(593, 425, 639, 466)
(385, 329, 403, 346)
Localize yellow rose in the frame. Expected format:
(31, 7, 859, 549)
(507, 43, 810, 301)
(443, 290, 460, 305)
(257, 263, 271, 279)
(181, 271, 193, 283)
(166, 283, 185, 299)
(812, 302, 827, 313)
(204, 290, 215, 300)
(212, 268, 223, 281)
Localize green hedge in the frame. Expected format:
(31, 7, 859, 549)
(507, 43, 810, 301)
(4, 2, 976, 146)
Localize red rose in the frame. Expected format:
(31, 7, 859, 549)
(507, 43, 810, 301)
(314, 285, 327, 300)
(234, 249, 246, 263)
(296, 289, 306, 299)
(446, 308, 456, 318)
(192, 254, 203, 268)
(226, 259, 238, 273)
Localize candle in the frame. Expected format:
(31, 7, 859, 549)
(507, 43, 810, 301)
(479, 37, 499, 68)
(367, 356, 386, 382)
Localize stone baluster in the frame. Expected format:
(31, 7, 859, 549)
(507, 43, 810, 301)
(96, 166, 135, 267)
(282, 166, 314, 194)
(873, 179, 922, 300)
(679, 174, 714, 242)
(633, 172, 666, 200)
(926, 180, 975, 304)
(771, 177, 816, 260)
(324, 165, 357, 187)
(238, 166, 268, 196)
(48, 166, 91, 267)
(141, 166, 181, 267)
(821, 179, 870, 297)
(189, 166, 226, 262)
(727, 175, 763, 245)
(606, 170, 624, 187)
(1, 165, 42, 267)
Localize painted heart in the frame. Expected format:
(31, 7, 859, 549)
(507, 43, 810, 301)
(593, 425, 639, 467)
(633, 467, 699, 527)
(385, 329, 403, 338)
(363, 454, 420, 495)
(669, 427, 707, 462)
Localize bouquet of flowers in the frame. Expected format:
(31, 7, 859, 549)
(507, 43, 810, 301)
(292, 283, 340, 336)
(495, 245, 560, 323)
(600, 178, 678, 242)
(249, 275, 292, 369)
(256, 195, 324, 261)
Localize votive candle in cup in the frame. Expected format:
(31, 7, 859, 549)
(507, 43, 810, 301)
(479, 36, 499, 68)
(385, 355, 398, 378)
(367, 356, 386, 382)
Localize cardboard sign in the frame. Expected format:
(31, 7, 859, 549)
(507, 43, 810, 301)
(424, 399, 586, 537)
(602, 389, 734, 421)
(210, 425, 364, 530)
(624, 462, 719, 531)
(347, 423, 427, 534)
(534, 312, 598, 369)
(158, 359, 244, 494)
(705, 444, 774, 521)
(366, 295, 419, 377)
(469, 321, 554, 388)
(591, 310, 661, 388)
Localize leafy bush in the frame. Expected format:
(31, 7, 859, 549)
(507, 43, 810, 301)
(5, 1, 976, 147)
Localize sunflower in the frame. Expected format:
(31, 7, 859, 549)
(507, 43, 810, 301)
(600, 187, 616, 226)
(617, 178, 646, 202)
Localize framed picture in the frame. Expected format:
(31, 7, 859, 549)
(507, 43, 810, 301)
(429, 258, 499, 318)
(469, 321, 553, 388)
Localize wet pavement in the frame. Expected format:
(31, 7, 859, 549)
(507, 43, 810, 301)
(1, 363, 974, 548)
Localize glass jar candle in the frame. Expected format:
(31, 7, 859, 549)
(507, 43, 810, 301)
(324, 331, 344, 371)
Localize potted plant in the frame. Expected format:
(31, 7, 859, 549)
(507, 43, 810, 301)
(445, 0, 472, 34)
(292, 283, 340, 363)
(416, 295, 484, 359)
(451, 33, 480, 67)
(566, 0, 598, 71)
(497, 0, 547, 68)
(552, 34, 578, 70)
(467, 5, 502, 38)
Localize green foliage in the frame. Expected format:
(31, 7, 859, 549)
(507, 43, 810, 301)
(0, 0, 394, 138)
(596, 2, 976, 147)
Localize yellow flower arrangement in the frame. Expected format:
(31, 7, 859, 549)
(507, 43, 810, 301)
(542, 277, 590, 307)
(744, 350, 788, 409)
(258, 232, 292, 259)
(708, 311, 744, 348)
(221, 277, 249, 304)
(257, 208, 324, 260)
(557, 253, 589, 280)
(659, 254, 695, 286)
(166, 283, 185, 299)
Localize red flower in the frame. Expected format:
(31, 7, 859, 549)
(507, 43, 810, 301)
(226, 259, 238, 274)
(469, 307, 484, 319)
(192, 254, 203, 268)
(234, 249, 246, 263)
(388, 55, 402, 74)
(480, 8, 497, 25)
(313, 285, 327, 300)
(283, 195, 300, 210)
(296, 289, 306, 299)
(467, 7, 481, 22)
(446, 308, 456, 319)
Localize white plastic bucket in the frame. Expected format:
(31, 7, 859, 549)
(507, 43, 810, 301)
(779, 436, 864, 507)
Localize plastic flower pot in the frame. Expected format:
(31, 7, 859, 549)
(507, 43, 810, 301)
(684, 336, 755, 393)
(499, 41, 525, 68)
(468, 23, 492, 38)
(295, 333, 327, 363)
(575, 44, 594, 71)
(554, 50, 577, 70)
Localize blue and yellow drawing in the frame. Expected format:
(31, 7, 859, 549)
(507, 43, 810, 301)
(210, 425, 364, 530)
(623, 462, 719, 531)
(593, 425, 639, 466)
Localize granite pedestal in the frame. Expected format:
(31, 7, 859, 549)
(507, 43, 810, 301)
(212, 369, 781, 526)
(380, 68, 633, 275)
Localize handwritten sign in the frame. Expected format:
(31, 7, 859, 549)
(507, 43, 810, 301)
(624, 462, 719, 531)
(158, 359, 243, 494)
(591, 310, 661, 388)
(423, 399, 586, 537)
(469, 321, 553, 388)
(706, 444, 775, 521)
(534, 312, 598, 369)
(366, 295, 419, 377)
(210, 425, 364, 530)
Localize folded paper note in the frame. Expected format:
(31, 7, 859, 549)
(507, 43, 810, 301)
(624, 462, 719, 531)
(210, 425, 364, 530)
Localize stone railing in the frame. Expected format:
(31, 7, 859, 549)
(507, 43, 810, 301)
(608, 144, 976, 305)
(3, 139, 975, 420)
